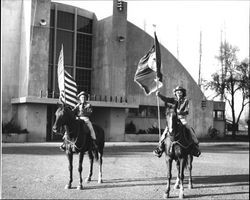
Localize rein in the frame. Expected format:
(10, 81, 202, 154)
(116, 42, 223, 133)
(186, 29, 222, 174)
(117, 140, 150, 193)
(62, 108, 84, 151)
(168, 116, 192, 149)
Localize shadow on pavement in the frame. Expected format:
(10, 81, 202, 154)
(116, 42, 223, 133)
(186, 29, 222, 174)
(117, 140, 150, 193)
(187, 191, 249, 199)
(192, 174, 249, 185)
(62, 174, 249, 191)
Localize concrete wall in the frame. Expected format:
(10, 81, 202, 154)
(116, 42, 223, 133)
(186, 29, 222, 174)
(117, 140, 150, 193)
(92, 0, 127, 98)
(17, 104, 47, 142)
(92, 107, 126, 141)
(2, 0, 23, 122)
(125, 22, 213, 138)
(28, 0, 50, 96)
(91, 107, 111, 141)
(109, 108, 127, 141)
(2, 0, 50, 142)
(92, 16, 113, 96)
(19, 0, 32, 98)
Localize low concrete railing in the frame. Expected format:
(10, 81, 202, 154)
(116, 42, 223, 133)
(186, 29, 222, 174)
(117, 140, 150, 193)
(124, 134, 159, 142)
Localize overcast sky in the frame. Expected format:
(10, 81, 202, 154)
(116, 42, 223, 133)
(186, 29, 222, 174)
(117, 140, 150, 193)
(53, 0, 249, 96)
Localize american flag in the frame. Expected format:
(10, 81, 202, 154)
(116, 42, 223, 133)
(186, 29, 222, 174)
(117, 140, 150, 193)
(57, 45, 78, 107)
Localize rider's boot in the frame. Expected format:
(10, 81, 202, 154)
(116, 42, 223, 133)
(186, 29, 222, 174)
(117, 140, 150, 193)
(72, 145, 80, 154)
(153, 141, 164, 158)
(60, 142, 66, 152)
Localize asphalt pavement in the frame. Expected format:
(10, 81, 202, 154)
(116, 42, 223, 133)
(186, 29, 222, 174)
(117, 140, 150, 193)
(1, 141, 249, 199)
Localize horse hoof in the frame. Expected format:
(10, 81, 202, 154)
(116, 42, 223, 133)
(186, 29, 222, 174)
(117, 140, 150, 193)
(77, 185, 83, 190)
(174, 184, 180, 189)
(98, 179, 103, 184)
(85, 177, 91, 183)
(64, 184, 71, 189)
(163, 192, 169, 199)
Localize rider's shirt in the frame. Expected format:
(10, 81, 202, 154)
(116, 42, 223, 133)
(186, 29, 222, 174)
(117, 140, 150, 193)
(157, 93, 189, 124)
(74, 102, 93, 118)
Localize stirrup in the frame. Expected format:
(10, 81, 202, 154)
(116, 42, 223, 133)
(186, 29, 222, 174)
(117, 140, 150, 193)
(192, 145, 201, 157)
(153, 148, 163, 158)
(60, 143, 66, 152)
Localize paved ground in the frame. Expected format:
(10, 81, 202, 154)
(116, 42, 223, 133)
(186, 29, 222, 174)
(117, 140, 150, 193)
(1, 141, 249, 199)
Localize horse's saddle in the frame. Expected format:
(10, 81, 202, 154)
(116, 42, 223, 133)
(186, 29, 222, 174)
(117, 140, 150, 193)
(164, 124, 194, 156)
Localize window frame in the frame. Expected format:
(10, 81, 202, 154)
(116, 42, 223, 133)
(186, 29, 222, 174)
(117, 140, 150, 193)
(49, 3, 93, 96)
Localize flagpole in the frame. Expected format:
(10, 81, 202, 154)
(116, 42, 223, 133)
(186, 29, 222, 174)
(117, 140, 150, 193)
(62, 45, 66, 105)
(156, 78, 161, 140)
(153, 24, 161, 140)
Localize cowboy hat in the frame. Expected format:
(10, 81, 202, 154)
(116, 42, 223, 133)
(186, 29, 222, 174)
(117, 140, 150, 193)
(173, 86, 186, 97)
(77, 91, 88, 98)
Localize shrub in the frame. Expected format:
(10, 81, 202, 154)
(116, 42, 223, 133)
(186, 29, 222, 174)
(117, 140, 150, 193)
(208, 127, 220, 139)
(125, 121, 136, 134)
(2, 119, 28, 134)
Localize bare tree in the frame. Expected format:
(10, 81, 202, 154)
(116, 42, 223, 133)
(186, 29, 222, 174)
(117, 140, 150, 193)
(204, 42, 249, 138)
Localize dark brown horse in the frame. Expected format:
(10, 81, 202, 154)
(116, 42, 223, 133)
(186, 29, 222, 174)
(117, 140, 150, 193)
(163, 109, 195, 199)
(52, 104, 105, 190)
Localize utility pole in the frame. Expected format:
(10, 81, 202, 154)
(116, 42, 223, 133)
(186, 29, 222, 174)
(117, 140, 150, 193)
(176, 25, 179, 60)
(220, 23, 227, 101)
(143, 18, 147, 32)
(198, 30, 202, 88)
(220, 28, 225, 101)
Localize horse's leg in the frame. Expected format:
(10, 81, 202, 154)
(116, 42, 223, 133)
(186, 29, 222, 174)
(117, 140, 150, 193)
(187, 154, 193, 189)
(163, 156, 173, 199)
(85, 150, 94, 183)
(77, 152, 84, 190)
(65, 152, 73, 189)
(98, 151, 103, 184)
(174, 160, 180, 189)
(178, 158, 185, 199)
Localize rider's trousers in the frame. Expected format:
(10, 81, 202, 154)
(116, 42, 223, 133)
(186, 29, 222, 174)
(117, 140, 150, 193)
(79, 116, 96, 140)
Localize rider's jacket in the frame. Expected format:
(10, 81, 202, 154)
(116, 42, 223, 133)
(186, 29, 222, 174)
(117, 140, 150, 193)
(74, 102, 93, 118)
(157, 93, 189, 119)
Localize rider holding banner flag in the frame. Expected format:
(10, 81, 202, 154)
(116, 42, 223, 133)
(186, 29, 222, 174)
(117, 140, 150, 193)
(134, 29, 200, 158)
(153, 87, 201, 158)
(134, 30, 163, 141)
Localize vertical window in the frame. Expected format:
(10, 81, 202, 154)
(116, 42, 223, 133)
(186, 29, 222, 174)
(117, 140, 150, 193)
(56, 30, 74, 66)
(57, 11, 74, 30)
(213, 110, 225, 120)
(130, 106, 165, 118)
(48, 5, 93, 97)
(76, 34, 92, 68)
(75, 68, 91, 93)
(77, 15, 92, 33)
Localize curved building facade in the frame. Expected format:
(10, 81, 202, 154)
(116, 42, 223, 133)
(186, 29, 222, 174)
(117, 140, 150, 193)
(2, 0, 222, 142)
